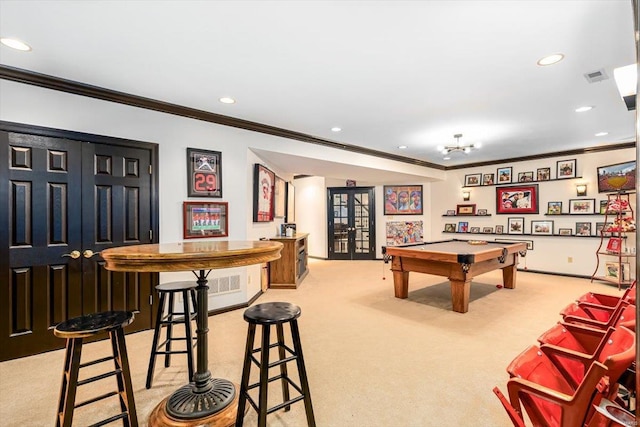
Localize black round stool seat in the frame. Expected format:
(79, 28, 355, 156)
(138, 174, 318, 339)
(54, 311, 134, 339)
(243, 302, 301, 325)
(156, 280, 197, 293)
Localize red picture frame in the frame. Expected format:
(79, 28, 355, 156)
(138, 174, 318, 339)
(495, 184, 539, 214)
(183, 202, 228, 239)
(253, 164, 275, 222)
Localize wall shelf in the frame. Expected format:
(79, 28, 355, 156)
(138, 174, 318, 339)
(462, 176, 583, 188)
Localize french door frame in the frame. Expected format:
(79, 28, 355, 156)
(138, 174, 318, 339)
(327, 186, 376, 260)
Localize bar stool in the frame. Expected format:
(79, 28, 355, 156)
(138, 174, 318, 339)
(146, 281, 197, 389)
(54, 310, 138, 427)
(236, 302, 316, 427)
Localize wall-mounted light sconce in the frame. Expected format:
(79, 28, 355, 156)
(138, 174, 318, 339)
(462, 191, 471, 201)
(576, 184, 587, 197)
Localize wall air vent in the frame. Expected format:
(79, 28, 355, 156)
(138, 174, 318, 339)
(584, 69, 609, 83)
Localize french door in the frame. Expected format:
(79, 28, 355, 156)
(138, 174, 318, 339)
(0, 124, 158, 361)
(328, 187, 375, 260)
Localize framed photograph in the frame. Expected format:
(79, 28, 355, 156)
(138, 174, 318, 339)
(507, 217, 525, 234)
(183, 201, 228, 239)
(274, 175, 286, 218)
(458, 221, 469, 233)
(518, 171, 534, 182)
(599, 200, 609, 214)
(497, 167, 513, 184)
(496, 184, 539, 214)
(253, 164, 275, 222)
(384, 185, 423, 215)
(531, 220, 554, 235)
(482, 173, 495, 186)
(456, 204, 476, 215)
(575, 222, 592, 236)
(287, 181, 295, 222)
(482, 227, 493, 233)
(597, 160, 636, 193)
(444, 223, 456, 233)
(605, 262, 629, 280)
(470, 226, 481, 233)
(556, 159, 577, 179)
(595, 222, 613, 236)
(464, 173, 482, 187)
(495, 225, 504, 234)
(495, 238, 534, 250)
(558, 228, 573, 236)
(537, 167, 551, 181)
(477, 209, 488, 216)
(569, 198, 595, 214)
(187, 148, 222, 197)
(445, 209, 456, 216)
(547, 201, 562, 215)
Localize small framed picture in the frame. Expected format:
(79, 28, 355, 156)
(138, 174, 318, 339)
(537, 167, 551, 181)
(482, 173, 495, 186)
(575, 222, 592, 236)
(518, 171, 534, 182)
(444, 223, 456, 232)
(445, 209, 456, 216)
(569, 198, 595, 214)
(557, 159, 577, 179)
(477, 209, 488, 216)
(458, 221, 469, 233)
(547, 201, 562, 215)
(605, 262, 629, 279)
(558, 228, 573, 236)
(183, 201, 229, 239)
(497, 166, 513, 184)
(495, 225, 504, 234)
(456, 204, 476, 215)
(599, 200, 609, 214)
(531, 220, 554, 235)
(469, 226, 480, 233)
(464, 173, 482, 187)
(595, 222, 613, 236)
(495, 238, 534, 251)
(507, 217, 525, 234)
(482, 227, 493, 233)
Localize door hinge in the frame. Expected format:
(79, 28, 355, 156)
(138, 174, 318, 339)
(149, 230, 153, 241)
(149, 295, 153, 306)
(148, 165, 152, 174)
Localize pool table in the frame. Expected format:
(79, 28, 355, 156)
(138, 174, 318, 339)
(383, 239, 527, 313)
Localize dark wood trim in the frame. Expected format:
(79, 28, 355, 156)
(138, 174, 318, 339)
(0, 65, 444, 170)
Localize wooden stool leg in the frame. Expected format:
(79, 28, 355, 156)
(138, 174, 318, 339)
(112, 327, 138, 426)
(146, 291, 166, 389)
(258, 325, 271, 427)
(236, 323, 257, 427)
(276, 323, 291, 411)
(165, 292, 175, 367)
(182, 290, 195, 382)
(290, 320, 316, 427)
(56, 337, 83, 427)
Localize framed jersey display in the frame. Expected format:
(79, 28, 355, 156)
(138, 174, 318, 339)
(187, 148, 222, 197)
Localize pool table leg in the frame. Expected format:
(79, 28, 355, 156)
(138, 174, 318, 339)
(450, 279, 471, 313)
(393, 271, 409, 298)
(502, 261, 517, 289)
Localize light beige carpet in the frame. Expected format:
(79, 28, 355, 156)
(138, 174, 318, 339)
(0, 259, 627, 426)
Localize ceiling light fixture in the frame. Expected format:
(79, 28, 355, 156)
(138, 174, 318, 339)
(537, 53, 564, 66)
(0, 37, 31, 51)
(219, 97, 235, 104)
(595, 132, 608, 137)
(575, 106, 593, 113)
(613, 64, 636, 111)
(398, 145, 407, 149)
(437, 134, 479, 156)
(331, 127, 342, 132)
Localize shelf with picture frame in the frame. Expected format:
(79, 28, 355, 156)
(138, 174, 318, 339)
(462, 176, 584, 188)
(443, 206, 491, 217)
(463, 160, 582, 188)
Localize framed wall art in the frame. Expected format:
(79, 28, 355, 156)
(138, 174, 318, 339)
(482, 227, 493, 233)
(517, 171, 534, 182)
(547, 201, 562, 215)
(274, 175, 286, 218)
(287, 181, 295, 222)
(444, 223, 456, 233)
(596, 160, 636, 193)
(537, 167, 551, 181)
(495, 225, 504, 234)
(253, 164, 275, 222)
(183, 201, 228, 239)
(575, 222, 592, 236)
(556, 159, 577, 179)
(456, 204, 476, 215)
(482, 173, 495, 185)
(497, 167, 512, 184)
(558, 228, 573, 236)
(496, 184, 539, 214)
(569, 198, 595, 214)
(383, 185, 423, 215)
(464, 173, 481, 187)
(507, 217, 524, 234)
(477, 209, 488, 216)
(470, 226, 481, 233)
(187, 148, 222, 197)
(531, 220, 553, 235)
(458, 221, 469, 233)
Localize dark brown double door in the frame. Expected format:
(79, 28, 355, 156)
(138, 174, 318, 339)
(0, 125, 158, 361)
(328, 187, 376, 260)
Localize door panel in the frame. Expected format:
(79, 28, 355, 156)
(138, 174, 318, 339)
(1, 129, 156, 361)
(328, 187, 375, 260)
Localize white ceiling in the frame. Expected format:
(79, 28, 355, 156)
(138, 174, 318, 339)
(0, 1, 636, 179)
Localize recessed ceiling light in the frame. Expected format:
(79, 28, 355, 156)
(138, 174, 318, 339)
(595, 132, 608, 137)
(219, 97, 235, 104)
(537, 53, 564, 66)
(0, 37, 31, 51)
(443, 156, 451, 160)
(575, 106, 593, 113)
(398, 145, 407, 149)
(331, 127, 342, 132)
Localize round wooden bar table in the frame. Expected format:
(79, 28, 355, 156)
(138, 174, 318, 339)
(101, 241, 283, 426)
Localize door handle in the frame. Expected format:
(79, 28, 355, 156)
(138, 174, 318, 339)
(62, 250, 81, 259)
(83, 249, 101, 259)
